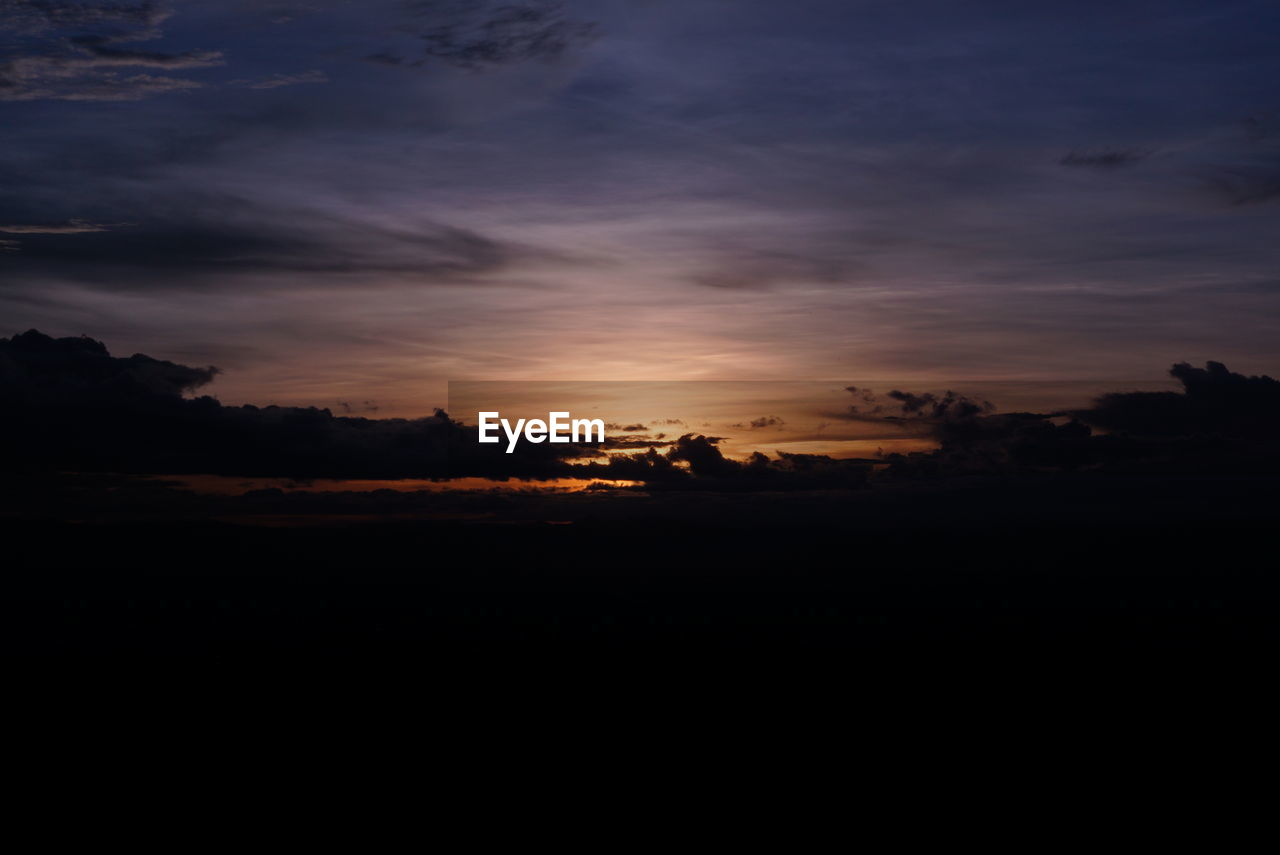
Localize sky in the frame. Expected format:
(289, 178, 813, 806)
(4, 0, 1280, 418)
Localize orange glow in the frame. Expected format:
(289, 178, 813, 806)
(161, 475, 640, 496)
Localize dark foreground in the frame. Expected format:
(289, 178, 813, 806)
(3, 473, 1276, 681)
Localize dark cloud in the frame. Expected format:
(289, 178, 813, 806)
(5, 330, 1279, 492)
(361, 51, 404, 67)
(0, 0, 167, 35)
(602, 436, 674, 450)
(1080, 360, 1280, 439)
(731, 415, 785, 430)
(0, 330, 882, 488)
(229, 69, 328, 89)
(0, 0, 222, 101)
(406, 0, 598, 70)
(0, 65, 207, 101)
(354, 1, 599, 71)
(65, 34, 222, 68)
(832, 386, 995, 427)
(689, 248, 857, 291)
(1, 327, 218, 395)
(885, 390, 994, 421)
(1059, 147, 1154, 168)
(578, 434, 873, 491)
(0, 204, 539, 288)
(599, 423, 672, 449)
(0, 329, 596, 479)
(0, 219, 120, 234)
(1196, 155, 1280, 207)
(868, 361, 1280, 479)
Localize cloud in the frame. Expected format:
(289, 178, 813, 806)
(5, 0, 1280, 397)
(831, 386, 995, 427)
(0, 203, 544, 288)
(65, 35, 222, 68)
(1059, 147, 1154, 168)
(231, 70, 328, 90)
(400, 0, 598, 70)
(689, 248, 857, 291)
(579, 433, 873, 491)
(0, 329, 594, 479)
(1079, 360, 1280, 439)
(361, 51, 405, 66)
(0, 0, 221, 101)
(1, 327, 217, 395)
(0, 67, 206, 101)
(0, 330, 883, 487)
(731, 415, 785, 430)
(6, 330, 1278, 489)
(0, 0, 169, 35)
(0, 219, 122, 234)
(603, 436, 674, 450)
(1195, 155, 1280, 207)
(867, 361, 1280, 479)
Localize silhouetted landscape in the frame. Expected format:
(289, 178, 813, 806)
(4, 330, 1277, 673)
(5, 2, 1280, 685)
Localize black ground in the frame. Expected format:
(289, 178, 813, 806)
(4, 473, 1275, 680)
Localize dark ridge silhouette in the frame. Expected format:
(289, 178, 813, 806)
(0, 329, 585, 480)
(5, 329, 1280, 486)
(3, 331, 1278, 672)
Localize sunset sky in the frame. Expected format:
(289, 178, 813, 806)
(5, 0, 1280, 418)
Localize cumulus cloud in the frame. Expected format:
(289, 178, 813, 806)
(1080, 360, 1280, 439)
(864, 361, 1280, 479)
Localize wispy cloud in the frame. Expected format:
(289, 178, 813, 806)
(1059, 147, 1155, 168)
(231, 70, 328, 90)
(387, 0, 598, 70)
(0, 219, 124, 234)
(0, 0, 221, 101)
